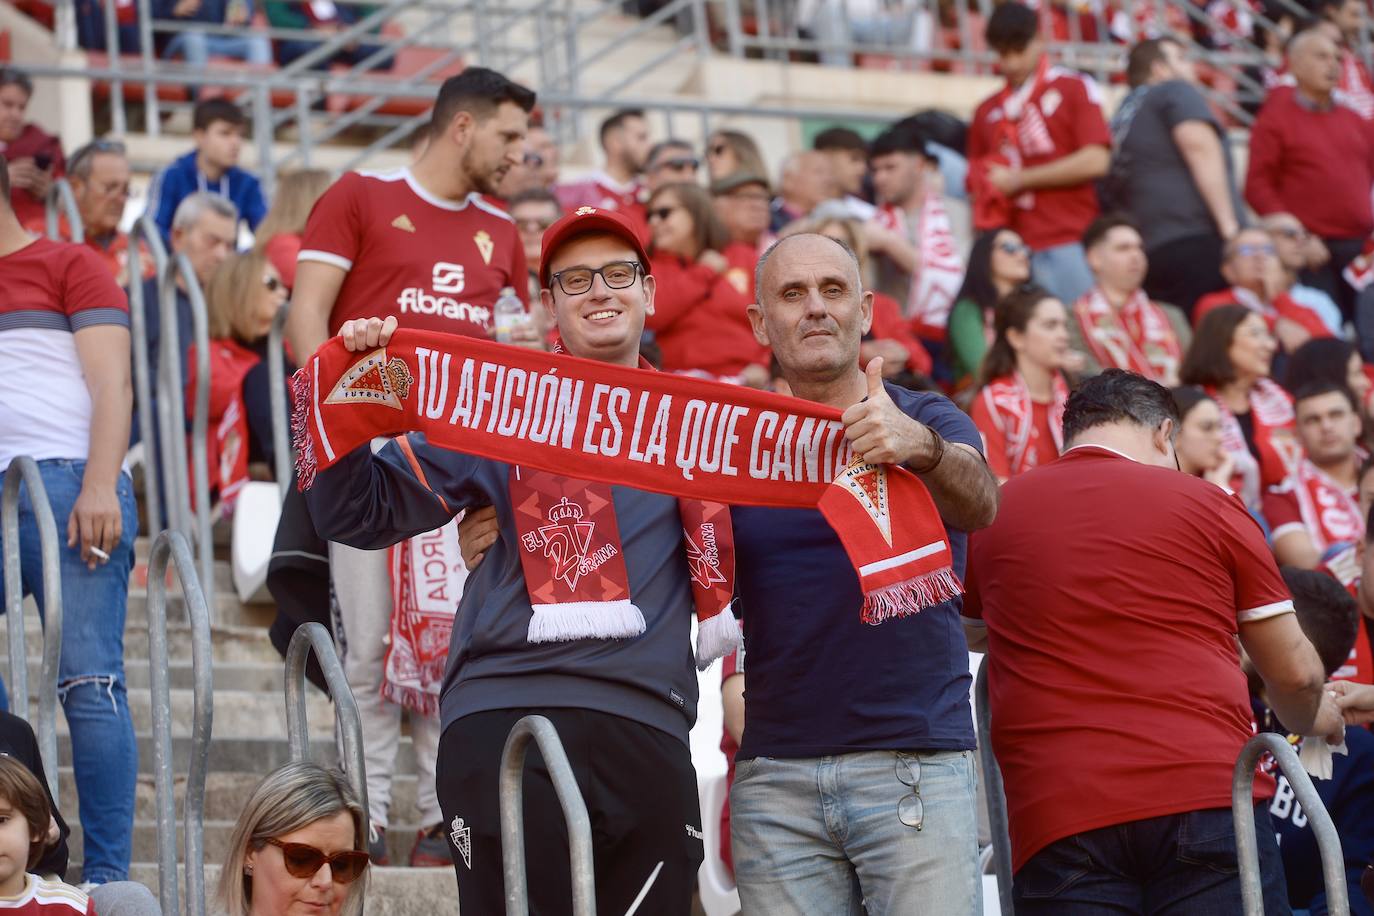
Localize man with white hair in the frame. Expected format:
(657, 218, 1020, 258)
(771, 150, 839, 232)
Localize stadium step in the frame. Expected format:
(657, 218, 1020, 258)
(127, 863, 460, 914)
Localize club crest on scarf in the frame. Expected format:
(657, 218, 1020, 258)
(683, 521, 727, 589)
(833, 459, 893, 546)
(528, 497, 604, 592)
(324, 348, 414, 410)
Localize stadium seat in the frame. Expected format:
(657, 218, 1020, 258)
(230, 480, 280, 604)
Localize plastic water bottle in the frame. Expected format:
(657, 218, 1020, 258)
(493, 286, 529, 344)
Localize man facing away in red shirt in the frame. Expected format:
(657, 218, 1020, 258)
(964, 368, 1346, 914)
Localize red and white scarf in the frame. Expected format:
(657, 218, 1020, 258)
(1338, 51, 1374, 121)
(384, 519, 467, 715)
(875, 195, 965, 336)
(971, 56, 1056, 230)
(1072, 287, 1182, 385)
(978, 371, 1068, 477)
(292, 330, 962, 660)
(1209, 379, 1298, 508)
(1283, 458, 1365, 555)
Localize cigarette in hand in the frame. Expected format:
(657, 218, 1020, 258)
(90, 547, 110, 560)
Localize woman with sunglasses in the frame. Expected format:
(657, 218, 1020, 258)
(704, 129, 768, 183)
(970, 284, 1073, 482)
(189, 250, 291, 511)
(643, 182, 770, 384)
(946, 229, 1032, 384)
(219, 762, 369, 916)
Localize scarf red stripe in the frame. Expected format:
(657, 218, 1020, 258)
(293, 330, 961, 632)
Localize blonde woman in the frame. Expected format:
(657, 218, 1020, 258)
(189, 250, 290, 507)
(219, 762, 369, 916)
(254, 168, 332, 291)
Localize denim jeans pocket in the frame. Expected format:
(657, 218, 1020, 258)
(1175, 808, 1240, 876)
(1016, 835, 1095, 899)
(734, 757, 766, 782)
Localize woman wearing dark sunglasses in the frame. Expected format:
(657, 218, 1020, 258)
(946, 228, 1032, 385)
(219, 762, 369, 915)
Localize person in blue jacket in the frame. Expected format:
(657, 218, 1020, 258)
(145, 98, 267, 245)
(1253, 566, 1374, 916)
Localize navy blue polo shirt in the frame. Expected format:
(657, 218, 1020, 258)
(733, 383, 982, 760)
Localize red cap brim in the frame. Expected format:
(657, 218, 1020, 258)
(538, 207, 652, 288)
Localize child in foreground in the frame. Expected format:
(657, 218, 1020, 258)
(0, 756, 92, 914)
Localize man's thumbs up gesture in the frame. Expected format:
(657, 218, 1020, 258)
(840, 358, 941, 469)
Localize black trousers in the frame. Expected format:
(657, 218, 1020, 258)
(1144, 232, 1228, 318)
(436, 707, 703, 916)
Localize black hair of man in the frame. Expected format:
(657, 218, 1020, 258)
(986, 2, 1040, 54)
(428, 67, 537, 137)
(646, 139, 693, 168)
(1126, 36, 1182, 89)
(1083, 213, 1142, 251)
(599, 109, 646, 150)
(1062, 368, 1179, 445)
(508, 187, 562, 212)
(1280, 565, 1360, 678)
(869, 126, 930, 161)
(813, 127, 868, 155)
(192, 98, 247, 132)
(0, 67, 33, 99)
(1292, 379, 1360, 414)
(0, 153, 10, 202)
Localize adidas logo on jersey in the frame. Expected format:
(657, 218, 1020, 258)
(392, 214, 417, 233)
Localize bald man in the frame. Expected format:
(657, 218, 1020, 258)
(771, 151, 839, 232)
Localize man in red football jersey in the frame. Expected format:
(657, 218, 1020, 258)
(285, 65, 537, 868)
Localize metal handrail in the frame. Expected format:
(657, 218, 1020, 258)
(155, 252, 214, 606)
(44, 179, 83, 244)
(284, 623, 370, 842)
(0, 458, 63, 802)
(145, 530, 214, 916)
(1233, 733, 1349, 916)
(974, 661, 1013, 916)
(127, 214, 169, 536)
(500, 715, 596, 915)
(267, 300, 293, 493)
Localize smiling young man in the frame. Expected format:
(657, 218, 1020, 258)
(302, 207, 705, 912)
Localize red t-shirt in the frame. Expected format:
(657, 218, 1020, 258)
(967, 65, 1112, 250)
(644, 252, 769, 379)
(22, 214, 154, 287)
(298, 168, 528, 337)
(964, 446, 1290, 872)
(968, 394, 1061, 480)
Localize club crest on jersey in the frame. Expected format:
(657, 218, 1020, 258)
(473, 229, 494, 266)
(391, 214, 416, 233)
(324, 349, 414, 410)
(575, 206, 597, 215)
(835, 459, 893, 546)
(449, 816, 471, 869)
(683, 523, 726, 589)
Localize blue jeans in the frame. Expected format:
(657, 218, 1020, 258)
(0, 460, 138, 883)
(1031, 241, 1096, 305)
(1013, 805, 1291, 915)
(731, 749, 981, 915)
(163, 30, 272, 66)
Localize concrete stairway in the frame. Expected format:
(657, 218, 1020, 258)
(0, 534, 461, 913)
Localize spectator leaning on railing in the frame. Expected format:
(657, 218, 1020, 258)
(0, 153, 139, 887)
(0, 68, 63, 228)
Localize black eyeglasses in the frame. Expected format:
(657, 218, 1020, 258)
(263, 838, 370, 883)
(263, 275, 283, 293)
(895, 753, 924, 830)
(647, 206, 677, 223)
(551, 260, 642, 295)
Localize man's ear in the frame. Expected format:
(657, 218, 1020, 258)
(1155, 418, 1177, 462)
(447, 110, 476, 149)
(860, 290, 874, 336)
(747, 302, 770, 347)
(539, 286, 556, 323)
(641, 273, 656, 316)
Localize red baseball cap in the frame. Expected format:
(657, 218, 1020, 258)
(538, 205, 652, 288)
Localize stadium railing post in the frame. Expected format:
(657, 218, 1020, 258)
(127, 215, 170, 535)
(1233, 732, 1349, 916)
(975, 661, 1014, 915)
(267, 300, 294, 495)
(145, 530, 214, 916)
(0, 456, 64, 804)
(100, 0, 127, 134)
(44, 178, 84, 244)
(284, 623, 371, 843)
(499, 715, 596, 915)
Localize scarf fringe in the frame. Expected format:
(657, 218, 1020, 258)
(694, 609, 741, 670)
(527, 599, 646, 644)
(290, 367, 318, 491)
(861, 567, 963, 626)
(380, 680, 441, 718)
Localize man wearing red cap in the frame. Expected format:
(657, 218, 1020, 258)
(303, 206, 710, 913)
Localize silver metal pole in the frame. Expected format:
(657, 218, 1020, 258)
(102, 0, 127, 136)
(127, 216, 167, 536)
(1233, 733, 1349, 916)
(0, 457, 64, 803)
(284, 623, 370, 839)
(975, 662, 1013, 915)
(255, 83, 276, 204)
(145, 530, 214, 916)
(267, 301, 294, 494)
(156, 255, 191, 545)
(295, 89, 314, 168)
(44, 179, 84, 243)
(181, 253, 216, 607)
(500, 715, 596, 915)
(138, 0, 159, 136)
(723, 0, 742, 58)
